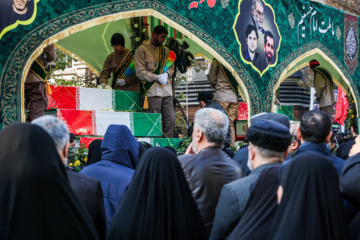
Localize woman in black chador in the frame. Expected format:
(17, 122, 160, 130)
(267, 152, 348, 240)
(106, 147, 208, 240)
(0, 123, 99, 240)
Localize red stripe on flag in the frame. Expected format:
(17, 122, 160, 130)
(57, 109, 96, 135)
(47, 85, 78, 110)
(80, 137, 103, 149)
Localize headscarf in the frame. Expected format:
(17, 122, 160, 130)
(267, 152, 348, 240)
(227, 166, 280, 240)
(0, 123, 99, 240)
(106, 147, 208, 240)
(87, 139, 103, 165)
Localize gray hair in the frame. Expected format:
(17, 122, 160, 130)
(252, 0, 264, 10)
(194, 108, 229, 145)
(290, 122, 300, 142)
(252, 144, 285, 161)
(32, 116, 70, 154)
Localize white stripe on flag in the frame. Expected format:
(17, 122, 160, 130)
(95, 111, 131, 136)
(79, 88, 112, 111)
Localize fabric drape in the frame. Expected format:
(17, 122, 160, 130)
(267, 152, 348, 240)
(0, 123, 99, 240)
(106, 147, 207, 240)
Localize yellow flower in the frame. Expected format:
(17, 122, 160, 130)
(75, 160, 81, 166)
(84, 157, 88, 163)
(351, 115, 355, 119)
(69, 163, 73, 167)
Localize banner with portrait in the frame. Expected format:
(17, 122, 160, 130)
(233, 0, 281, 76)
(0, 0, 39, 39)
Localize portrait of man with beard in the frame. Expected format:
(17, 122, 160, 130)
(259, 31, 275, 72)
(0, 0, 34, 37)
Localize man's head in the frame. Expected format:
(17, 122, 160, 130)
(245, 24, 258, 54)
(251, 0, 264, 28)
(111, 33, 125, 54)
(351, 118, 359, 136)
(32, 116, 70, 165)
(198, 91, 214, 108)
(151, 25, 168, 47)
(192, 108, 229, 153)
(264, 31, 275, 64)
(246, 120, 291, 169)
(298, 110, 332, 144)
(12, 0, 30, 15)
(288, 122, 300, 154)
(309, 59, 320, 71)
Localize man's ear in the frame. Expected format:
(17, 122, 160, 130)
(297, 128, 302, 142)
(196, 129, 204, 142)
(63, 142, 69, 158)
(248, 144, 255, 160)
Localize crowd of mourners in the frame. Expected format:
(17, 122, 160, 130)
(1, 107, 360, 240)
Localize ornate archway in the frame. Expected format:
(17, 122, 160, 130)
(0, 1, 262, 126)
(263, 41, 360, 115)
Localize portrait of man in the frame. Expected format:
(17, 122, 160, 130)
(233, 0, 281, 75)
(251, 0, 265, 34)
(12, 0, 31, 15)
(259, 30, 275, 72)
(243, 24, 259, 63)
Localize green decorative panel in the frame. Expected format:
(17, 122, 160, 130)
(113, 90, 142, 112)
(131, 112, 162, 137)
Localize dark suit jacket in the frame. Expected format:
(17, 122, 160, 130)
(66, 170, 106, 240)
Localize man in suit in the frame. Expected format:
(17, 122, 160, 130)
(32, 116, 106, 240)
(210, 120, 291, 240)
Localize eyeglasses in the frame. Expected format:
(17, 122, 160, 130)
(256, 10, 264, 17)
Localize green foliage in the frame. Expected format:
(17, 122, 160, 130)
(53, 48, 77, 72)
(130, 17, 148, 49)
(67, 144, 88, 172)
(53, 74, 97, 88)
(174, 59, 209, 86)
(175, 109, 188, 138)
(345, 94, 357, 133)
(296, 67, 314, 94)
(176, 137, 192, 156)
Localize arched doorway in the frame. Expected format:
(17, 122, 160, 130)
(0, 2, 262, 126)
(263, 41, 360, 115)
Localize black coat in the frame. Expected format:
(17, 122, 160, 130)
(66, 171, 106, 240)
(178, 147, 243, 236)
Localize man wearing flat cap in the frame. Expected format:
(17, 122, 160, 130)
(99, 33, 140, 92)
(233, 112, 290, 176)
(210, 120, 291, 240)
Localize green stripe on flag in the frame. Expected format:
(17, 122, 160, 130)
(132, 112, 162, 137)
(152, 138, 182, 148)
(113, 90, 142, 112)
(277, 105, 294, 121)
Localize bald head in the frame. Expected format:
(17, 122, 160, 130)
(300, 111, 331, 143)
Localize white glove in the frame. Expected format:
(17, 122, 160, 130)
(116, 78, 126, 86)
(97, 83, 107, 89)
(157, 73, 168, 85)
